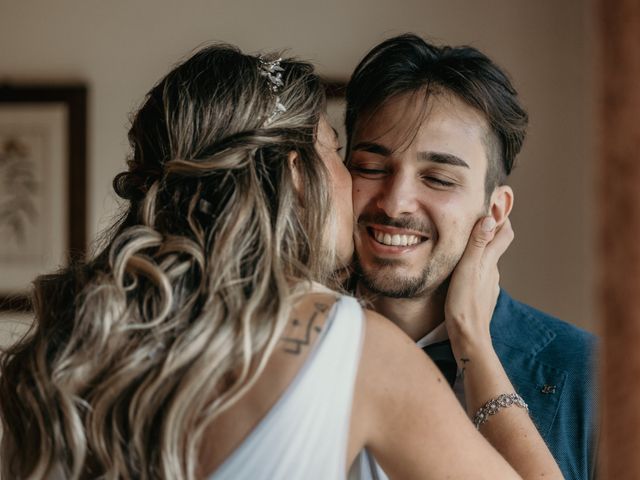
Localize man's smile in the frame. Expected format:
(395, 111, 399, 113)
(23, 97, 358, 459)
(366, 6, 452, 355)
(361, 223, 430, 255)
(372, 228, 422, 246)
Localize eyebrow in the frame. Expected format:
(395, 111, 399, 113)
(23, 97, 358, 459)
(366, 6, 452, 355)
(352, 142, 392, 156)
(418, 151, 470, 169)
(353, 142, 470, 169)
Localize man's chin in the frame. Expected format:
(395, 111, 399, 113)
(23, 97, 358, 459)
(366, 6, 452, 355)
(358, 269, 429, 299)
(354, 252, 457, 299)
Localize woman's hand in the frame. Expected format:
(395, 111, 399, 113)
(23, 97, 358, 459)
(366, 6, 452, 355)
(444, 217, 514, 365)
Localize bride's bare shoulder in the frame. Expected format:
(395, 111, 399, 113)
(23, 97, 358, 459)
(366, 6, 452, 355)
(274, 291, 340, 354)
(357, 308, 446, 406)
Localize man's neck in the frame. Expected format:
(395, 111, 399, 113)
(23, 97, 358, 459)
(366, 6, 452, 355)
(357, 283, 447, 341)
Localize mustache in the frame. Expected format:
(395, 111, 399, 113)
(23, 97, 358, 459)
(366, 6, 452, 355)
(357, 212, 433, 237)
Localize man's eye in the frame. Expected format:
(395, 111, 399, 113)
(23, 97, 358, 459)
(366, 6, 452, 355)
(423, 176, 455, 187)
(350, 166, 387, 177)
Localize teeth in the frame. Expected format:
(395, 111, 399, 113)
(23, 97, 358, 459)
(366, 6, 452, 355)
(373, 229, 422, 246)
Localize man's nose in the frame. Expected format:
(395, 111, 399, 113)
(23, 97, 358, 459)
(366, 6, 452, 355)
(376, 171, 419, 217)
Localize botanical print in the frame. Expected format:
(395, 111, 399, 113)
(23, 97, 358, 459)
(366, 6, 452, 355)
(0, 103, 67, 297)
(0, 316, 32, 348)
(0, 136, 39, 246)
(0, 88, 85, 307)
(0, 129, 47, 262)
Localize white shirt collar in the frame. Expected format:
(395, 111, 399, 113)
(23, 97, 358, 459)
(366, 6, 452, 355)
(415, 322, 449, 349)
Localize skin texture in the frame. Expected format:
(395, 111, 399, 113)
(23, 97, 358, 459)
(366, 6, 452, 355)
(351, 93, 488, 296)
(350, 91, 513, 340)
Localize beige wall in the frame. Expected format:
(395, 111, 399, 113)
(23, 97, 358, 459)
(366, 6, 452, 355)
(0, 0, 595, 331)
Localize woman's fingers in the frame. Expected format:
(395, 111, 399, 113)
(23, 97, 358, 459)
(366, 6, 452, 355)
(444, 216, 514, 353)
(459, 217, 514, 269)
(457, 216, 498, 268)
(483, 218, 514, 265)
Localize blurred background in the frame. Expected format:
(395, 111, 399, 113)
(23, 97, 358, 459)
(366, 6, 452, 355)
(0, 0, 595, 333)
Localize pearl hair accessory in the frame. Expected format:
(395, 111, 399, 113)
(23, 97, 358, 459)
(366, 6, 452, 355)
(258, 57, 287, 125)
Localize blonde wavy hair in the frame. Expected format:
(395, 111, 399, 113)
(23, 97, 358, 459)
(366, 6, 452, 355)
(0, 44, 335, 479)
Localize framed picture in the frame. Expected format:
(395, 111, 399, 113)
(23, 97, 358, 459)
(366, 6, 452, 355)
(324, 81, 347, 153)
(0, 85, 87, 311)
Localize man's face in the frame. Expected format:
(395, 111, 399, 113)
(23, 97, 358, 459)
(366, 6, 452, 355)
(349, 91, 491, 298)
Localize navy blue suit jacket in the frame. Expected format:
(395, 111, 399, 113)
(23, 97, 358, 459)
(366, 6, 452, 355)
(492, 290, 597, 480)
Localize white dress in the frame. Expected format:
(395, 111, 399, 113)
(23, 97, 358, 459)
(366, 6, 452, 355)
(209, 295, 365, 479)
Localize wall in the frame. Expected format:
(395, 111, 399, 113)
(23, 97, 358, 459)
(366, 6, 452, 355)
(0, 0, 595, 331)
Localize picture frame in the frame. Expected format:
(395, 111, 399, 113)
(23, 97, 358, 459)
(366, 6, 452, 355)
(0, 85, 87, 311)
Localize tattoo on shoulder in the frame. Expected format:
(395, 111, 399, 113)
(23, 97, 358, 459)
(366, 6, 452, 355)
(281, 302, 330, 355)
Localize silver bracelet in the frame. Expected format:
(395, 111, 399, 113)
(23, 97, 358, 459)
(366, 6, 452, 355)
(472, 393, 529, 429)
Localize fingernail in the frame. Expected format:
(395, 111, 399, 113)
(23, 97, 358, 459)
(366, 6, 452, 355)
(482, 217, 496, 232)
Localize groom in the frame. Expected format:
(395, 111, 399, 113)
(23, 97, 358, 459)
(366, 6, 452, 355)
(345, 34, 596, 480)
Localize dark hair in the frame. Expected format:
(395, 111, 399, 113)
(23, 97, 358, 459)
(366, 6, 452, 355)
(345, 33, 528, 195)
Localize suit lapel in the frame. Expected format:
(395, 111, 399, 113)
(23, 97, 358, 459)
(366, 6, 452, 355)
(490, 290, 566, 440)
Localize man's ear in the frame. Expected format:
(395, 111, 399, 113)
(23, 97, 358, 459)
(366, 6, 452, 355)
(288, 151, 303, 196)
(488, 185, 514, 226)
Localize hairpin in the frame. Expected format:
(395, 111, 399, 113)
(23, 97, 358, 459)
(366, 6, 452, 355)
(258, 57, 287, 124)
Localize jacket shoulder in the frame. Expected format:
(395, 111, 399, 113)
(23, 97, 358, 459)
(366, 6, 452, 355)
(493, 290, 597, 371)
(493, 291, 598, 479)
